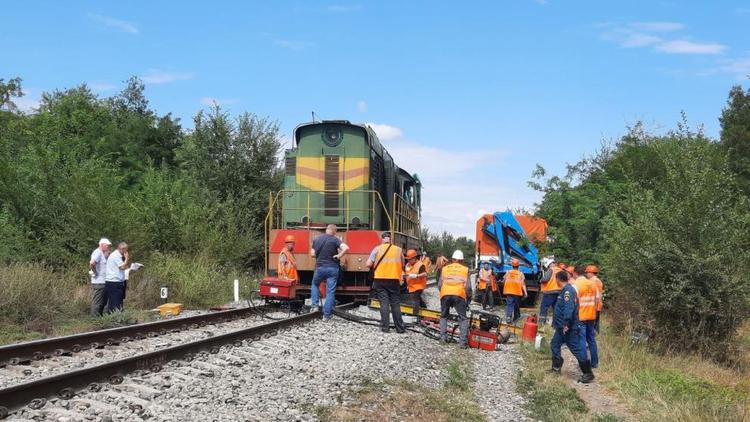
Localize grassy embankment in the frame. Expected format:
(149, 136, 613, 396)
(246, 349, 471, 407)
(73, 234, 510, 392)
(316, 351, 485, 422)
(517, 319, 750, 421)
(0, 257, 259, 345)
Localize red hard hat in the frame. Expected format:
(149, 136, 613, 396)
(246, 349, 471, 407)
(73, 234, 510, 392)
(284, 235, 296, 243)
(405, 249, 419, 259)
(585, 265, 599, 274)
(511, 258, 520, 267)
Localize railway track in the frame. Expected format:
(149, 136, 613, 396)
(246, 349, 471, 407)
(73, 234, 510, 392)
(0, 304, 355, 420)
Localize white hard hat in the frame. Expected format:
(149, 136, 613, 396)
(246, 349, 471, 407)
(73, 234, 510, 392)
(99, 238, 112, 245)
(452, 250, 464, 260)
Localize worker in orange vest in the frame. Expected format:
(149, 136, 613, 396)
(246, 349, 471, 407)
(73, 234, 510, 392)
(538, 259, 562, 325)
(476, 261, 498, 310)
(585, 265, 604, 333)
(439, 250, 472, 348)
(573, 265, 599, 373)
(502, 259, 527, 324)
(420, 251, 432, 273)
(366, 232, 405, 334)
(278, 235, 299, 282)
(403, 249, 428, 320)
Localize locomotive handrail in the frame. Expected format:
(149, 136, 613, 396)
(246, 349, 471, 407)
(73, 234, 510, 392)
(264, 189, 394, 276)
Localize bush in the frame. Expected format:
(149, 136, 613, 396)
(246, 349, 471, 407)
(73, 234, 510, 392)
(132, 253, 259, 309)
(604, 137, 750, 359)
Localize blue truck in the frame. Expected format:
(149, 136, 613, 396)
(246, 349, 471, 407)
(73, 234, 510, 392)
(475, 211, 543, 305)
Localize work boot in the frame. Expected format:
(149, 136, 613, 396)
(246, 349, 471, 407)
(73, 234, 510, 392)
(550, 356, 563, 374)
(577, 361, 595, 384)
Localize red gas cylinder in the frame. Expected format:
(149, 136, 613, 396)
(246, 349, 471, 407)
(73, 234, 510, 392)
(522, 315, 538, 342)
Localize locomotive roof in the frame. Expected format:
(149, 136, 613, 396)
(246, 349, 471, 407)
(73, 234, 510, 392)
(293, 120, 419, 182)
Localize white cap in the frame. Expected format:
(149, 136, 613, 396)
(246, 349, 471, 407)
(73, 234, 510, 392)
(99, 238, 112, 245)
(452, 250, 464, 260)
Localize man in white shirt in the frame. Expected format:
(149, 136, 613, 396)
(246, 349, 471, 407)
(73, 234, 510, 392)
(89, 238, 111, 316)
(105, 242, 129, 313)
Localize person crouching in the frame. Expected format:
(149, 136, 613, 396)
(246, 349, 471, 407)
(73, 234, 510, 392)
(439, 250, 472, 348)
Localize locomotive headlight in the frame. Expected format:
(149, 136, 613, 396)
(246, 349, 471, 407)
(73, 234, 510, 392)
(323, 126, 343, 146)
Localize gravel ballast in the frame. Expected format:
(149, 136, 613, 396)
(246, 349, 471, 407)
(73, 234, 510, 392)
(7, 286, 529, 421)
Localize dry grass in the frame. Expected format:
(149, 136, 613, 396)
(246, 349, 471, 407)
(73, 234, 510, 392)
(0, 259, 259, 345)
(317, 353, 485, 422)
(597, 320, 750, 422)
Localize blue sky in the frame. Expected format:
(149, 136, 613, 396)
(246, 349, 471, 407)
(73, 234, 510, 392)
(3, 1, 749, 236)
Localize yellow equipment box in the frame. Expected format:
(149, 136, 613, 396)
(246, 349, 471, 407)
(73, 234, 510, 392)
(157, 303, 184, 317)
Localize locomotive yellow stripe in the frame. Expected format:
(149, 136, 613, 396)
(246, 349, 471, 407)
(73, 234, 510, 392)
(295, 157, 368, 192)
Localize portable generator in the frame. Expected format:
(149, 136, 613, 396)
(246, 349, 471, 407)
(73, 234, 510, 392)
(468, 310, 502, 351)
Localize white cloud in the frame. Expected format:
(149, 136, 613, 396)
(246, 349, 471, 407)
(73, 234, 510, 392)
(655, 40, 726, 55)
(273, 40, 313, 51)
(141, 69, 195, 84)
(701, 56, 750, 79)
(89, 82, 116, 92)
(200, 97, 239, 106)
(628, 21, 684, 32)
(357, 100, 368, 112)
(87, 13, 138, 34)
(620, 32, 662, 48)
(327, 4, 362, 12)
(382, 137, 536, 237)
(721, 57, 750, 77)
(601, 22, 726, 55)
(16, 94, 40, 113)
(366, 122, 403, 141)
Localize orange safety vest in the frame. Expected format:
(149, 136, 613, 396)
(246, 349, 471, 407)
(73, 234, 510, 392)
(541, 267, 562, 293)
(503, 269, 525, 296)
(405, 261, 428, 293)
(421, 256, 432, 273)
(592, 276, 604, 311)
(440, 263, 468, 299)
(278, 249, 298, 282)
(573, 276, 598, 321)
(373, 243, 404, 280)
(477, 268, 497, 292)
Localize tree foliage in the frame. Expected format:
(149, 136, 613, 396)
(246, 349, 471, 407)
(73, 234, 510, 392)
(0, 76, 283, 271)
(531, 112, 750, 359)
(421, 227, 475, 266)
(720, 84, 750, 193)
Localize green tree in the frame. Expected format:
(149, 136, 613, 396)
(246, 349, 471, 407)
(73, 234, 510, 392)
(720, 84, 750, 193)
(0, 77, 23, 112)
(179, 106, 283, 266)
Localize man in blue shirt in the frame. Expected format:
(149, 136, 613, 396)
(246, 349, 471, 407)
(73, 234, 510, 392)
(105, 242, 130, 313)
(310, 224, 349, 321)
(550, 270, 595, 383)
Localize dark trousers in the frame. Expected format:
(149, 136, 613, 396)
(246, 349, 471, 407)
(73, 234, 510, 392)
(551, 324, 588, 363)
(407, 289, 426, 316)
(105, 281, 125, 313)
(595, 311, 601, 333)
(539, 292, 559, 323)
(439, 295, 469, 345)
(481, 288, 495, 310)
(91, 284, 107, 317)
(505, 295, 522, 322)
(373, 279, 405, 332)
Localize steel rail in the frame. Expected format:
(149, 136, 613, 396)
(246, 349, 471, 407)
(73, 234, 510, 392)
(0, 304, 357, 419)
(0, 304, 275, 367)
